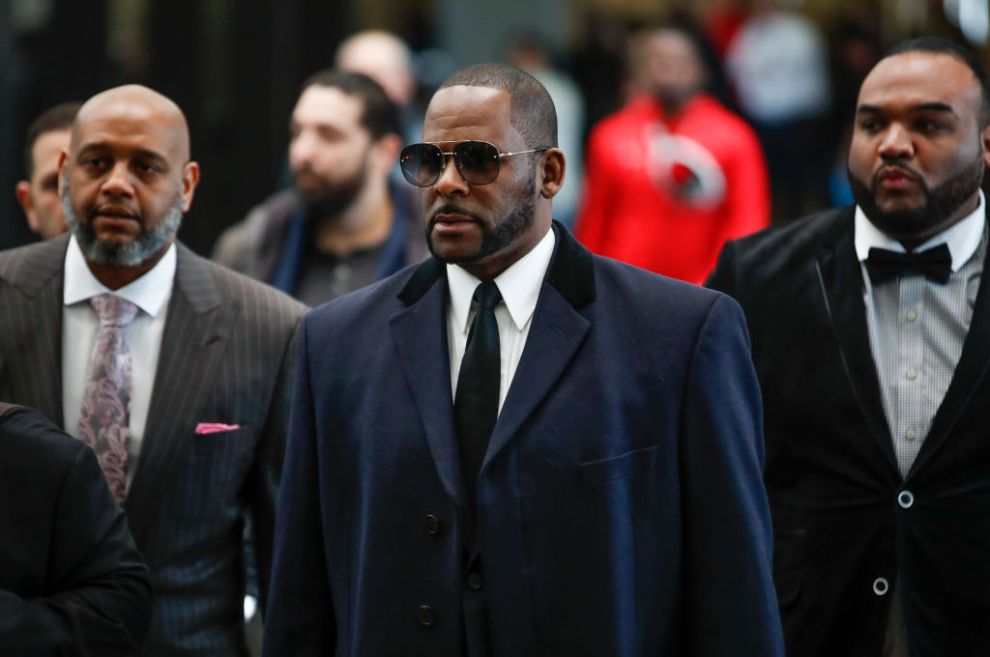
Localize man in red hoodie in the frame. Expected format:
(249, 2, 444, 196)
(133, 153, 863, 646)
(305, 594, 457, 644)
(576, 25, 769, 284)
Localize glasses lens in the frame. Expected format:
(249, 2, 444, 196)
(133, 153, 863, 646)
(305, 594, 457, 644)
(400, 143, 443, 187)
(454, 141, 500, 184)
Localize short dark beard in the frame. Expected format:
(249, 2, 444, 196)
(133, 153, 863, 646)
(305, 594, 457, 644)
(849, 154, 985, 243)
(62, 182, 183, 267)
(426, 174, 537, 264)
(294, 157, 367, 221)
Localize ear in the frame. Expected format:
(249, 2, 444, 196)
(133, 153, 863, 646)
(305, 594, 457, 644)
(538, 147, 565, 199)
(56, 149, 68, 199)
(982, 123, 990, 168)
(180, 161, 201, 212)
(15, 181, 39, 233)
(371, 133, 403, 175)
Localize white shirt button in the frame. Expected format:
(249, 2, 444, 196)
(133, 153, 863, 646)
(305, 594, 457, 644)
(898, 490, 914, 509)
(906, 428, 917, 441)
(873, 577, 889, 596)
(906, 368, 918, 381)
(906, 309, 918, 322)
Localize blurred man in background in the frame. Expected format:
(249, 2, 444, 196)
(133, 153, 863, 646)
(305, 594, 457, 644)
(213, 70, 426, 306)
(576, 25, 769, 284)
(14, 101, 80, 239)
(336, 29, 422, 143)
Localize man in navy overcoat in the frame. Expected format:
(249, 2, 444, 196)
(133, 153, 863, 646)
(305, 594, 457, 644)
(263, 63, 783, 657)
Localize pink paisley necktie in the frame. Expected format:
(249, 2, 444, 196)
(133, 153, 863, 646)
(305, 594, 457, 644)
(78, 294, 139, 503)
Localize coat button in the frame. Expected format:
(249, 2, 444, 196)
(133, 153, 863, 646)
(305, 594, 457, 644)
(873, 577, 889, 596)
(416, 604, 436, 627)
(423, 514, 442, 535)
(898, 491, 914, 509)
(467, 571, 484, 591)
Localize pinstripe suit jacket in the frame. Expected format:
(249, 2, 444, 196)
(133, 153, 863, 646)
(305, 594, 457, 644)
(0, 234, 306, 657)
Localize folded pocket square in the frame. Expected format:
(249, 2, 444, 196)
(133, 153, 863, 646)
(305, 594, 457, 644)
(195, 422, 240, 435)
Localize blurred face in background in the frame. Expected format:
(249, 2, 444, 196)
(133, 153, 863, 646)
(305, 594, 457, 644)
(289, 84, 373, 216)
(16, 129, 71, 239)
(639, 29, 707, 113)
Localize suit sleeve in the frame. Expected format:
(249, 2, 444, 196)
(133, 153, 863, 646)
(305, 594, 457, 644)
(0, 432, 152, 656)
(262, 316, 336, 657)
(247, 319, 301, 616)
(679, 294, 783, 657)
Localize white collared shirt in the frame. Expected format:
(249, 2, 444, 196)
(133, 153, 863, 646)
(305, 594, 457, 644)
(854, 191, 985, 269)
(854, 192, 985, 477)
(447, 227, 556, 413)
(63, 235, 176, 474)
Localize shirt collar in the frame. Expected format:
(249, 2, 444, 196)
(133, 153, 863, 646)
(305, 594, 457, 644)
(855, 190, 985, 272)
(447, 226, 556, 334)
(63, 234, 177, 318)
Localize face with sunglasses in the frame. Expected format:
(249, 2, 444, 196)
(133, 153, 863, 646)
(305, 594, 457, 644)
(409, 85, 564, 280)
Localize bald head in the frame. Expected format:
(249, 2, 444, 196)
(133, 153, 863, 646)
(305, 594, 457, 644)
(335, 31, 415, 105)
(73, 84, 191, 161)
(58, 84, 200, 279)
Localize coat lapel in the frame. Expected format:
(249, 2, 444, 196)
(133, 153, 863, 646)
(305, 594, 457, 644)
(391, 257, 465, 509)
(482, 225, 594, 473)
(909, 220, 990, 477)
(815, 213, 899, 473)
(124, 244, 233, 539)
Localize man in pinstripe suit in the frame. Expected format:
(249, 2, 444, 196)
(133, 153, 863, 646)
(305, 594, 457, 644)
(0, 85, 306, 657)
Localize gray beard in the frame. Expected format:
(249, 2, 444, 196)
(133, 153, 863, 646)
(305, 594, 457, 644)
(62, 183, 183, 267)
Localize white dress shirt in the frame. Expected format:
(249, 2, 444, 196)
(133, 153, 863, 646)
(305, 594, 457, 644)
(447, 227, 556, 413)
(63, 235, 176, 474)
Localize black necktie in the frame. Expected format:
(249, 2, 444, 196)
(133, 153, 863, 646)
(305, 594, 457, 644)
(866, 244, 952, 285)
(454, 280, 502, 510)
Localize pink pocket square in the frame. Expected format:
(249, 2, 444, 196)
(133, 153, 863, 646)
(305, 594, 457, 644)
(195, 422, 240, 435)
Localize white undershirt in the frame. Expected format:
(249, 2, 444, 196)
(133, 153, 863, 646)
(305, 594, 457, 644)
(62, 235, 175, 472)
(446, 227, 555, 413)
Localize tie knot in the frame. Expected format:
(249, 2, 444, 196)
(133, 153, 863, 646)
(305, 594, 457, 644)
(473, 280, 502, 310)
(90, 294, 139, 327)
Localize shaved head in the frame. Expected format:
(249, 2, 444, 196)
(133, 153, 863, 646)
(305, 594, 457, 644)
(59, 84, 200, 283)
(72, 84, 191, 161)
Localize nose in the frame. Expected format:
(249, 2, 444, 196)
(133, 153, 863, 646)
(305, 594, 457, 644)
(878, 124, 914, 160)
(289, 132, 317, 167)
(433, 153, 469, 197)
(99, 161, 136, 198)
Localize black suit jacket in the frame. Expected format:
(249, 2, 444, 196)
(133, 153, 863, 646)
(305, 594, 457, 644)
(0, 405, 151, 656)
(708, 206, 990, 657)
(0, 235, 307, 657)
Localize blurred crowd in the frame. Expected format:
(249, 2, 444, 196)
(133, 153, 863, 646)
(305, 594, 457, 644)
(14, 1, 978, 290)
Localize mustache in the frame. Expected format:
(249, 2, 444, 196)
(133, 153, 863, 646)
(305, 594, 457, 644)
(428, 204, 484, 224)
(90, 204, 140, 220)
(872, 163, 922, 186)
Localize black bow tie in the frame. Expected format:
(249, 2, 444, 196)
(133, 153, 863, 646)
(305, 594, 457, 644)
(866, 244, 952, 285)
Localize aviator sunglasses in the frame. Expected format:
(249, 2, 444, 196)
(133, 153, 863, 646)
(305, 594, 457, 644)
(400, 140, 548, 187)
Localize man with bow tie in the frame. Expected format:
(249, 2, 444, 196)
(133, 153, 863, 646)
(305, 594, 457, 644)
(708, 36, 990, 657)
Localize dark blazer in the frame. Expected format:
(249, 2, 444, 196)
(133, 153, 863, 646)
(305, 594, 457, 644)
(0, 235, 306, 657)
(0, 404, 151, 656)
(707, 206, 990, 656)
(264, 224, 783, 657)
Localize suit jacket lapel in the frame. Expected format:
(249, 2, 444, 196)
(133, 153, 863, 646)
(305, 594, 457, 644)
(483, 224, 594, 472)
(391, 257, 465, 509)
(909, 219, 990, 477)
(124, 244, 233, 539)
(0, 235, 68, 425)
(816, 212, 899, 473)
